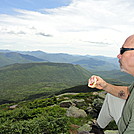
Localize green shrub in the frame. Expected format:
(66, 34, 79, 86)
(0, 116, 70, 134)
(0, 106, 71, 134)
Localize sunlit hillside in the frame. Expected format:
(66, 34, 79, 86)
(0, 62, 92, 104)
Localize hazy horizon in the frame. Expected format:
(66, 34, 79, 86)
(0, 0, 134, 57)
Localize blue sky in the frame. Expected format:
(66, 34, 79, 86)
(0, 0, 71, 14)
(0, 0, 134, 57)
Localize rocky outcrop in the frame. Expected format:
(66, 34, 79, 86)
(59, 99, 86, 108)
(66, 106, 87, 118)
(59, 100, 74, 108)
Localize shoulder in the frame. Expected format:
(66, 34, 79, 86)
(128, 82, 134, 93)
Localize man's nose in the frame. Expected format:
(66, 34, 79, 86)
(117, 54, 122, 59)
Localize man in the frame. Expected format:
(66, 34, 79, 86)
(81, 34, 134, 134)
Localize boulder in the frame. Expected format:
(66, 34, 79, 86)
(78, 124, 91, 132)
(59, 100, 75, 108)
(72, 99, 86, 107)
(66, 106, 87, 118)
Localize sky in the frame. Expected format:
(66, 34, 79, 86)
(0, 0, 134, 57)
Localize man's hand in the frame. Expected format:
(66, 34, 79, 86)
(88, 75, 108, 89)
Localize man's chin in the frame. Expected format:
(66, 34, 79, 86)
(120, 68, 128, 74)
(120, 67, 126, 72)
(120, 68, 125, 72)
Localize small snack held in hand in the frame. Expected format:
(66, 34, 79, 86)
(88, 77, 97, 88)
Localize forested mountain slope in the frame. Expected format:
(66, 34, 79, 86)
(0, 62, 92, 104)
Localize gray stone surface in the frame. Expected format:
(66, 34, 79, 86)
(104, 130, 119, 134)
(66, 106, 87, 118)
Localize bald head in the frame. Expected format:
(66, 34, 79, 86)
(118, 34, 134, 76)
(123, 34, 134, 48)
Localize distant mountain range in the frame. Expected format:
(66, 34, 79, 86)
(0, 49, 119, 71)
(0, 49, 133, 84)
(0, 51, 46, 67)
(19, 50, 120, 71)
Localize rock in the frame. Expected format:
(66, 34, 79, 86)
(104, 130, 119, 134)
(86, 104, 93, 114)
(78, 131, 90, 134)
(9, 104, 18, 109)
(92, 92, 99, 96)
(78, 124, 91, 132)
(66, 106, 87, 118)
(72, 99, 86, 107)
(59, 100, 75, 108)
(60, 99, 86, 108)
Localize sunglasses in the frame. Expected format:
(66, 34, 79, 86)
(120, 47, 134, 55)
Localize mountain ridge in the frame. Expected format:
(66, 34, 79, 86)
(0, 49, 119, 71)
(0, 52, 47, 67)
(0, 62, 92, 104)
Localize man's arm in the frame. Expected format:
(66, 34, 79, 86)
(88, 75, 130, 100)
(103, 83, 129, 100)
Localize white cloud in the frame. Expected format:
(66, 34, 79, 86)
(0, 0, 134, 57)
